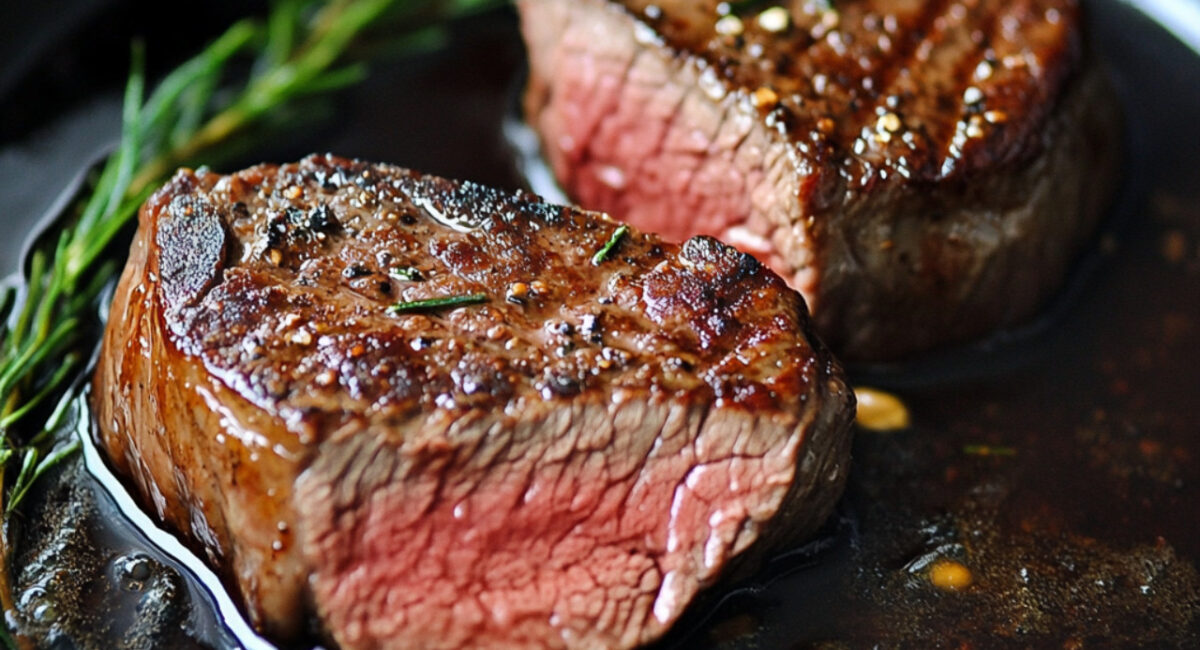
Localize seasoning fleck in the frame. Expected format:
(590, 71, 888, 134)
(715, 14, 744, 37)
(752, 86, 780, 109)
(966, 115, 986, 138)
(983, 110, 1008, 124)
(289, 330, 313, 346)
(757, 7, 790, 33)
(278, 313, 302, 330)
(508, 282, 530, 302)
(963, 86, 984, 104)
(974, 60, 994, 81)
(820, 9, 839, 30)
(486, 325, 509, 341)
(343, 263, 372, 279)
(308, 205, 336, 232)
(878, 112, 902, 133)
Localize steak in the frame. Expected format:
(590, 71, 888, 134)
(92, 154, 855, 649)
(520, 0, 1121, 360)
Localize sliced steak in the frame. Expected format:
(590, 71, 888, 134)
(92, 154, 855, 649)
(520, 0, 1121, 360)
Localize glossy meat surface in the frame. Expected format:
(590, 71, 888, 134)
(520, 0, 1121, 359)
(92, 155, 855, 648)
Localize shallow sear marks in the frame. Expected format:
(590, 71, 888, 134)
(644, 235, 797, 352)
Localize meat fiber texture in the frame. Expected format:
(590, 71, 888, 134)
(92, 154, 855, 649)
(520, 0, 1122, 361)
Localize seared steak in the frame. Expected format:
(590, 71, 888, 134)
(520, 0, 1121, 360)
(93, 154, 855, 649)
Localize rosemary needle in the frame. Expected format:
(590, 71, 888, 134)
(389, 293, 488, 314)
(592, 224, 630, 265)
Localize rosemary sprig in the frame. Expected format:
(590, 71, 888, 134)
(389, 292, 489, 314)
(592, 224, 630, 265)
(0, 0, 499, 517)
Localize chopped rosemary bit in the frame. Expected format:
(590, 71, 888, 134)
(388, 292, 488, 314)
(963, 444, 1017, 457)
(390, 266, 423, 281)
(592, 224, 630, 265)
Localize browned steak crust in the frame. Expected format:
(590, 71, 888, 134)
(93, 154, 855, 648)
(520, 0, 1121, 360)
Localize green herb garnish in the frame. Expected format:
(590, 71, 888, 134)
(390, 266, 423, 281)
(592, 224, 630, 265)
(388, 292, 489, 314)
